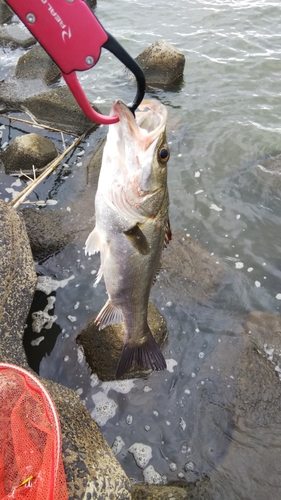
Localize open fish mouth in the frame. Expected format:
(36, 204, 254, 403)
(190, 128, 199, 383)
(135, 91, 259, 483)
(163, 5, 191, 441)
(111, 99, 168, 150)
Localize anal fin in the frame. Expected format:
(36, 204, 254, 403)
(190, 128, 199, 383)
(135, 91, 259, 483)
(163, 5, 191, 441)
(95, 300, 124, 330)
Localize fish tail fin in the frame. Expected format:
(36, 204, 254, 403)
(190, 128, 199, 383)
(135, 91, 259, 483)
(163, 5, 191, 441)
(115, 328, 166, 379)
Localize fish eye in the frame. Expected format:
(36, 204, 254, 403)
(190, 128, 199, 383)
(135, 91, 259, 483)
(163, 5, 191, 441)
(158, 144, 170, 163)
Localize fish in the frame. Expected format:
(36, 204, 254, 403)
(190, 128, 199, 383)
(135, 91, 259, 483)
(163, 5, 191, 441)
(85, 99, 171, 378)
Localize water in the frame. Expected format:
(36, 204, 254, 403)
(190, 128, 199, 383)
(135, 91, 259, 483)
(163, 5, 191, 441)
(2, 0, 281, 496)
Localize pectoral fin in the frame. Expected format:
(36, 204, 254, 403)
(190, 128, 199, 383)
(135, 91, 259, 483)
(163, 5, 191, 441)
(124, 225, 150, 255)
(85, 228, 108, 285)
(85, 227, 100, 255)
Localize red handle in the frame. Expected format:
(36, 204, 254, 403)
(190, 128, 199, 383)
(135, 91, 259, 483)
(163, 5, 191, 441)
(63, 72, 118, 125)
(5, 0, 119, 124)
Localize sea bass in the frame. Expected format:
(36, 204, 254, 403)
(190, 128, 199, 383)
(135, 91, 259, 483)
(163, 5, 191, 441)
(85, 99, 171, 378)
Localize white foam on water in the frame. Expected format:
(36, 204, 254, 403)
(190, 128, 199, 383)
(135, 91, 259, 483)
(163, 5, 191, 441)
(91, 392, 118, 426)
(31, 336, 44, 346)
(179, 417, 186, 430)
(111, 436, 125, 456)
(143, 385, 152, 392)
(235, 262, 244, 269)
(11, 178, 22, 187)
(101, 379, 136, 394)
(36, 275, 75, 295)
(5, 187, 21, 198)
(210, 203, 222, 211)
(126, 414, 133, 425)
(143, 465, 167, 485)
(166, 358, 178, 372)
(128, 443, 152, 469)
(77, 347, 84, 364)
(31, 296, 57, 333)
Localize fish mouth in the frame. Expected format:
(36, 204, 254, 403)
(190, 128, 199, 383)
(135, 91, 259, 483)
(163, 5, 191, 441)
(111, 99, 167, 150)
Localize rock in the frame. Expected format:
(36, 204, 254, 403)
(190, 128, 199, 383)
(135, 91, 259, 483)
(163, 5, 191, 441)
(0, 201, 132, 499)
(135, 40, 185, 87)
(0, 79, 48, 112)
(159, 227, 227, 304)
(0, 132, 58, 174)
(15, 45, 61, 86)
(132, 479, 213, 499)
(85, 0, 97, 8)
(77, 302, 168, 381)
(0, 82, 100, 135)
(0, 0, 13, 24)
(21, 208, 71, 262)
(0, 199, 37, 368)
(198, 310, 281, 500)
(24, 86, 99, 135)
(42, 378, 132, 500)
(0, 23, 36, 49)
(252, 152, 281, 194)
(240, 311, 281, 426)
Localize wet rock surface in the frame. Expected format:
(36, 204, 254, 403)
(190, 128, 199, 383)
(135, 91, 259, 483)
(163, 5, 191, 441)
(0, 200, 36, 368)
(132, 479, 213, 499)
(0, 78, 98, 135)
(77, 302, 168, 381)
(0, 0, 13, 24)
(24, 86, 99, 135)
(159, 228, 227, 304)
(15, 45, 61, 86)
(209, 315, 281, 500)
(43, 378, 132, 500)
(0, 132, 58, 174)
(0, 78, 48, 113)
(0, 23, 36, 49)
(135, 40, 185, 87)
(22, 208, 72, 262)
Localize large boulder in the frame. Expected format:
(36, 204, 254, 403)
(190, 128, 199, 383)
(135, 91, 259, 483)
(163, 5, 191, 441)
(0, 132, 58, 174)
(43, 378, 132, 499)
(15, 45, 61, 86)
(0, 23, 36, 49)
(0, 199, 37, 367)
(22, 208, 71, 262)
(24, 86, 99, 135)
(0, 0, 13, 24)
(135, 40, 185, 87)
(0, 79, 48, 112)
(159, 227, 227, 303)
(0, 83, 100, 135)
